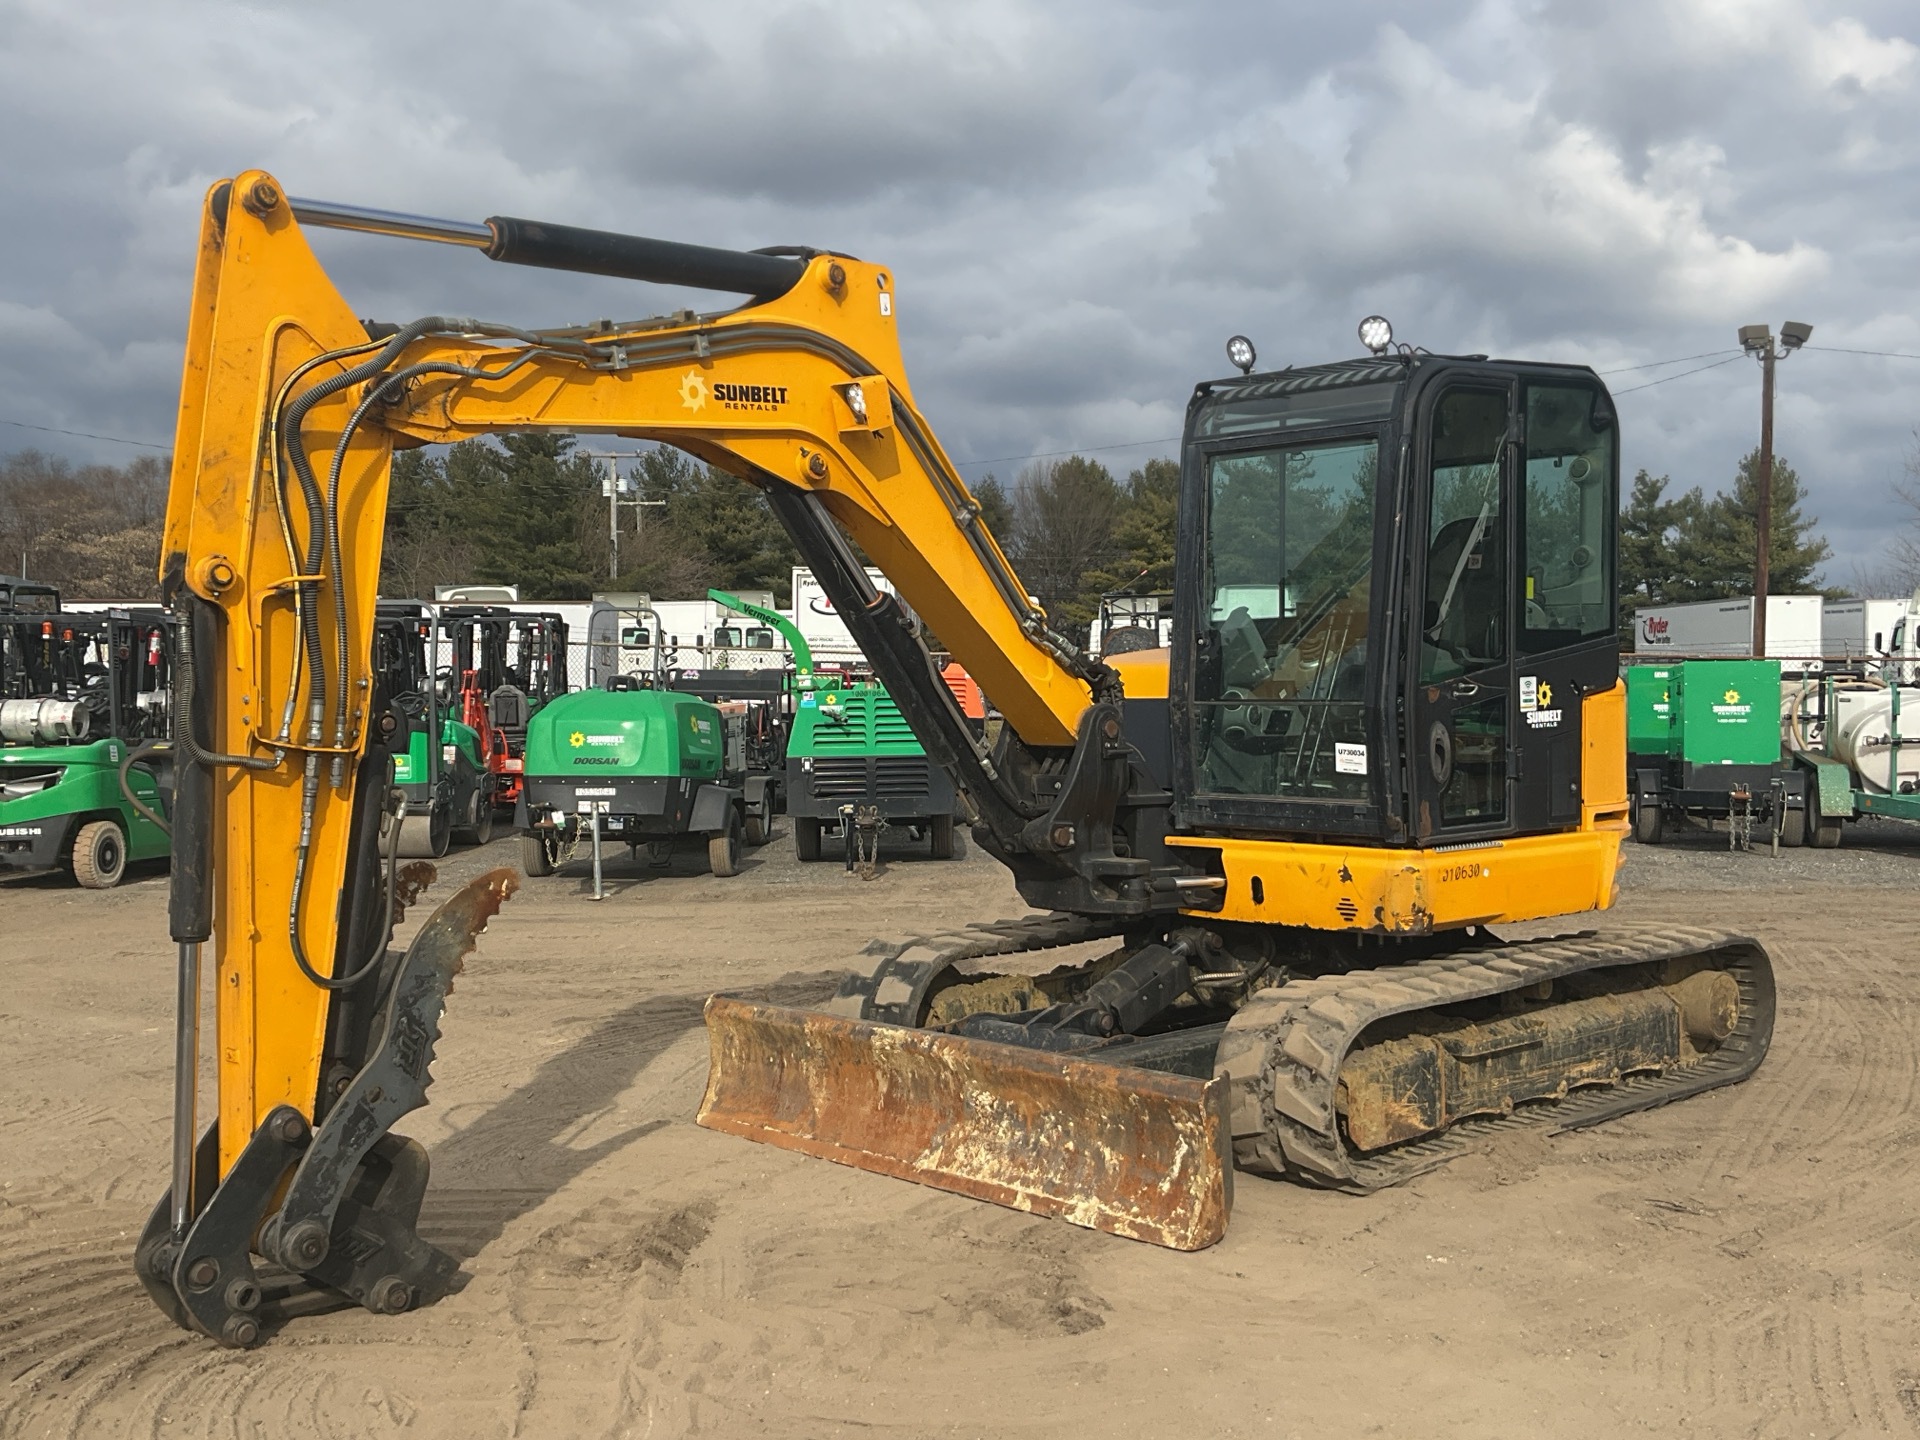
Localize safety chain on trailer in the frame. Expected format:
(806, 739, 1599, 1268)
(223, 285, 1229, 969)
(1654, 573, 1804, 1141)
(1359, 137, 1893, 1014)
(842, 804, 887, 880)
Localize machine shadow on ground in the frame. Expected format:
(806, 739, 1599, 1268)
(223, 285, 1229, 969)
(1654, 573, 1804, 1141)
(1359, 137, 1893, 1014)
(416, 972, 844, 1262)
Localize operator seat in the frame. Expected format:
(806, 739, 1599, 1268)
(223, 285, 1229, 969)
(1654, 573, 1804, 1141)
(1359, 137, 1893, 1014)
(488, 684, 530, 744)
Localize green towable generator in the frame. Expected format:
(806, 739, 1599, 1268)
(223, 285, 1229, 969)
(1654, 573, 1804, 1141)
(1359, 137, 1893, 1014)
(0, 608, 174, 887)
(1626, 658, 1807, 847)
(515, 678, 768, 882)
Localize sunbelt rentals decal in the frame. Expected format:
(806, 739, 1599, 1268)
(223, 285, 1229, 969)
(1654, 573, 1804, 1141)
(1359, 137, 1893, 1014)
(1712, 688, 1751, 723)
(679, 370, 789, 414)
(1521, 676, 1562, 728)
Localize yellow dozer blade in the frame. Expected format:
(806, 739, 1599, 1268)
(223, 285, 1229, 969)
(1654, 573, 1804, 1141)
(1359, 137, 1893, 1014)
(697, 996, 1232, 1250)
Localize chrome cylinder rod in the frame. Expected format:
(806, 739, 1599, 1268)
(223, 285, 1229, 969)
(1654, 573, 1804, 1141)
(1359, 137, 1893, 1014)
(590, 808, 604, 902)
(288, 197, 493, 249)
(169, 940, 201, 1238)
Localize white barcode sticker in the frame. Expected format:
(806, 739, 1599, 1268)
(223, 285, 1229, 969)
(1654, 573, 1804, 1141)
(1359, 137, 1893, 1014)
(1335, 742, 1368, 775)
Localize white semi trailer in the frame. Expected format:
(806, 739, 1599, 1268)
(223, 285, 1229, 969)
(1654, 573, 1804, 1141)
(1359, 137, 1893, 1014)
(791, 565, 898, 671)
(1822, 596, 1920, 680)
(1633, 595, 1824, 671)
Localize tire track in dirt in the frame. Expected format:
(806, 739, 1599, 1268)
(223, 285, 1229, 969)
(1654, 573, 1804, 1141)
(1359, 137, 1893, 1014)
(1616, 923, 1920, 1440)
(0, 1191, 201, 1440)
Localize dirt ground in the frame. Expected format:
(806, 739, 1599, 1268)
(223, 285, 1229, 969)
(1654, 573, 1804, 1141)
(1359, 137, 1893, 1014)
(3, 818, 1918, 1439)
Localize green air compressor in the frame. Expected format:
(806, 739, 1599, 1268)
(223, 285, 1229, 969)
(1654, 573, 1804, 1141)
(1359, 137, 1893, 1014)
(515, 679, 763, 889)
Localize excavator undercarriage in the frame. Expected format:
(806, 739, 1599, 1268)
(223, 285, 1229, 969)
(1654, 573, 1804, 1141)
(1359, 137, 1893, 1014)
(700, 915, 1774, 1249)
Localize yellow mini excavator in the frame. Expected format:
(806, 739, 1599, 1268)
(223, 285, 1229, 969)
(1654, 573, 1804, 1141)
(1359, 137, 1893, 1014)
(138, 171, 1773, 1345)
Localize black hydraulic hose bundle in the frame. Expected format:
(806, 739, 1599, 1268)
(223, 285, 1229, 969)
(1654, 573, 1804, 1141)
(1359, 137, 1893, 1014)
(279, 317, 472, 753)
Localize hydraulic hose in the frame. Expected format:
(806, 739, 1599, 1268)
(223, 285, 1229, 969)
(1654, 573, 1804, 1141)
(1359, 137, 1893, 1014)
(172, 606, 279, 774)
(318, 350, 539, 756)
(117, 739, 172, 836)
(281, 316, 479, 753)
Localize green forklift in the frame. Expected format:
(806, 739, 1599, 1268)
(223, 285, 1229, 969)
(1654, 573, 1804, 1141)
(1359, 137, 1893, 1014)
(0, 608, 174, 887)
(374, 601, 493, 857)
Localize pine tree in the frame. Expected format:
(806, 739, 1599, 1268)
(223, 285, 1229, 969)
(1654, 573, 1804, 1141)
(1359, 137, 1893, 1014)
(1618, 469, 1685, 605)
(1666, 449, 1830, 600)
(1010, 456, 1123, 637)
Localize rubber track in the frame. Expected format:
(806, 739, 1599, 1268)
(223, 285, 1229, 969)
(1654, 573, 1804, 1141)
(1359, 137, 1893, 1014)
(1217, 924, 1777, 1191)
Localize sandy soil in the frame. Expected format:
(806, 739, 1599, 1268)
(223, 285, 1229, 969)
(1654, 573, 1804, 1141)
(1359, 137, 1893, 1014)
(3, 820, 1918, 1438)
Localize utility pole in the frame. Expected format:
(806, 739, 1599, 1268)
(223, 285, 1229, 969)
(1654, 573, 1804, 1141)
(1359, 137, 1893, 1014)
(580, 450, 666, 582)
(606, 455, 620, 580)
(1737, 320, 1813, 658)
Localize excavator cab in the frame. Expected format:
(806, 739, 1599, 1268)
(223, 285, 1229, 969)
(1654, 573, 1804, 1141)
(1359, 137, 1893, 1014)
(1175, 355, 1620, 848)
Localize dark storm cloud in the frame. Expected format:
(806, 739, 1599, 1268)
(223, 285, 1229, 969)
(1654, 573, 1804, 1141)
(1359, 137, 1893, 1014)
(1, 0, 1916, 579)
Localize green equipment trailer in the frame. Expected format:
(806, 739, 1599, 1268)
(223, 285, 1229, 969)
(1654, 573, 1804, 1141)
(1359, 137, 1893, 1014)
(515, 678, 766, 892)
(374, 602, 493, 857)
(0, 608, 174, 887)
(1626, 658, 1808, 848)
(787, 681, 958, 865)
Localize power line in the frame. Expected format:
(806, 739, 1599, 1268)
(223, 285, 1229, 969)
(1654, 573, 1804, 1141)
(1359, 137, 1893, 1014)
(1805, 344, 1920, 361)
(1, 417, 170, 450)
(1610, 353, 1746, 395)
(952, 435, 1180, 469)
(1597, 348, 1741, 374)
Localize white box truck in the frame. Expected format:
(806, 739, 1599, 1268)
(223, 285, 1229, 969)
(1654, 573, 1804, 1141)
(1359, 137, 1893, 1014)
(1632, 595, 1824, 671)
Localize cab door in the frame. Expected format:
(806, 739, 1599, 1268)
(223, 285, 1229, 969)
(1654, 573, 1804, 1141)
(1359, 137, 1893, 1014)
(1410, 382, 1516, 841)
(1508, 381, 1621, 831)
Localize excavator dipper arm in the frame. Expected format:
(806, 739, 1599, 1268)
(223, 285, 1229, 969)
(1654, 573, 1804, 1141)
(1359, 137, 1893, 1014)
(141, 172, 1204, 1344)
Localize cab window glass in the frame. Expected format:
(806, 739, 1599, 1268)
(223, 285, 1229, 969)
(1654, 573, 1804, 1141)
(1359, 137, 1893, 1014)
(1421, 388, 1509, 684)
(1521, 385, 1615, 651)
(1194, 436, 1378, 800)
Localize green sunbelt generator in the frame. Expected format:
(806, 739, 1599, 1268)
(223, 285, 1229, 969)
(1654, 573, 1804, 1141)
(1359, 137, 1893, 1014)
(1627, 658, 1806, 846)
(786, 681, 958, 862)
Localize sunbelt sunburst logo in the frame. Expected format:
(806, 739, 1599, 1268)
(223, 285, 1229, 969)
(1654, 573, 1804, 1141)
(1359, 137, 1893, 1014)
(569, 730, 586, 748)
(1712, 687, 1751, 719)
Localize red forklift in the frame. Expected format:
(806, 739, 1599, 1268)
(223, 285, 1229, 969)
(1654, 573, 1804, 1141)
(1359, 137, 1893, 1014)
(436, 606, 571, 816)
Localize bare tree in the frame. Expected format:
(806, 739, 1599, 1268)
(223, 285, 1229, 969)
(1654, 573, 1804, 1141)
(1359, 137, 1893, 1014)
(0, 450, 169, 597)
(1010, 456, 1122, 636)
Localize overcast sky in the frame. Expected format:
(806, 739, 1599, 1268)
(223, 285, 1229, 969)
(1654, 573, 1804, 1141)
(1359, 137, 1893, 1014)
(2, 0, 1916, 585)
